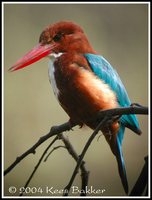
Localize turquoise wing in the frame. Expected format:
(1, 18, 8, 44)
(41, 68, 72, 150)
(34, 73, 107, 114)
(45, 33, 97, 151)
(84, 53, 140, 135)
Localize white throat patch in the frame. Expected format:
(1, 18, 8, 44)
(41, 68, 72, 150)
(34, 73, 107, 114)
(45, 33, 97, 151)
(48, 53, 63, 98)
(48, 53, 63, 61)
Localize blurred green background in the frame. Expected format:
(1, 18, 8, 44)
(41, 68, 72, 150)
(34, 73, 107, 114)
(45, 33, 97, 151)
(4, 3, 148, 196)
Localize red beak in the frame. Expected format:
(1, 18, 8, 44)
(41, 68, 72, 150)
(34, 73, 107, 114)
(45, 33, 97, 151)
(9, 43, 53, 72)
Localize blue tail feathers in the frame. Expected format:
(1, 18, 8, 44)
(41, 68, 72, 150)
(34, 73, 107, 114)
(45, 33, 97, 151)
(115, 124, 128, 194)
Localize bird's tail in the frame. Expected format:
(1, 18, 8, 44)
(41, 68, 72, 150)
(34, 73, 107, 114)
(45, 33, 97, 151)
(115, 124, 128, 194)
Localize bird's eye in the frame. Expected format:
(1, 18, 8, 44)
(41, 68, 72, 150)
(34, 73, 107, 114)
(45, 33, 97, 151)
(53, 33, 62, 42)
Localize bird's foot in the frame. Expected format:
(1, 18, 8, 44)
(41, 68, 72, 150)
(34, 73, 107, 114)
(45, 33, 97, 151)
(104, 129, 112, 140)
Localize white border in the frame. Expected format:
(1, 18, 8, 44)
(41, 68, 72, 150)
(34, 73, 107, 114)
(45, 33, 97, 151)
(148, 2, 151, 199)
(2, 1, 150, 199)
(1, 1, 151, 4)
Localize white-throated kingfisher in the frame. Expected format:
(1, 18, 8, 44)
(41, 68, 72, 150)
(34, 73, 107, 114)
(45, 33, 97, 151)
(9, 21, 142, 194)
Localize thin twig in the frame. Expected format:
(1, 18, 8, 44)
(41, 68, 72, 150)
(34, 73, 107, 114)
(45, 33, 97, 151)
(20, 133, 89, 197)
(4, 121, 74, 176)
(44, 145, 66, 162)
(20, 136, 58, 196)
(59, 134, 89, 196)
(4, 105, 148, 176)
(63, 116, 109, 196)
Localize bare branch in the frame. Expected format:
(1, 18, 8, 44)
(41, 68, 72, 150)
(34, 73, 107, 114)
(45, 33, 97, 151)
(20, 133, 89, 197)
(4, 105, 148, 176)
(129, 156, 148, 196)
(63, 105, 148, 196)
(59, 134, 89, 196)
(4, 122, 74, 176)
(19, 136, 58, 196)
(97, 105, 148, 118)
(63, 116, 109, 196)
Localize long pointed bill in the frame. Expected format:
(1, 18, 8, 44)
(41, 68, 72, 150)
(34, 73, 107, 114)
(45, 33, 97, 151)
(9, 43, 54, 72)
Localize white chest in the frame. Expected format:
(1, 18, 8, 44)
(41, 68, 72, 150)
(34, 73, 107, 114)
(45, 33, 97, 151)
(48, 53, 63, 98)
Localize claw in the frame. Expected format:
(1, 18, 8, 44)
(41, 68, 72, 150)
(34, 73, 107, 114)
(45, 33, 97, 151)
(79, 123, 83, 129)
(68, 119, 83, 130)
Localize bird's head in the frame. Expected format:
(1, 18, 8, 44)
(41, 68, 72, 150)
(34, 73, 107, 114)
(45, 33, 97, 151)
(9, 21, 95, 71)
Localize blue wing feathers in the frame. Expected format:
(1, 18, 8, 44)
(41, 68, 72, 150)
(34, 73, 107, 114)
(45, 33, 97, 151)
(84, 53, 140, 133)
(84, 54, 130, 106)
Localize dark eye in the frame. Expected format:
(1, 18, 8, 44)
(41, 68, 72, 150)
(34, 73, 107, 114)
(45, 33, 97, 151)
(53, 33, 62, 42)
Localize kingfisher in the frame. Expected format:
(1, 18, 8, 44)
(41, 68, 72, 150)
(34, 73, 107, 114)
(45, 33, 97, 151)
(9, 21, 142, 194)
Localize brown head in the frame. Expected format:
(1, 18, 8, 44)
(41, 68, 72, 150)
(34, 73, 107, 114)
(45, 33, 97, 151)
(9, 21, 95, 72)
